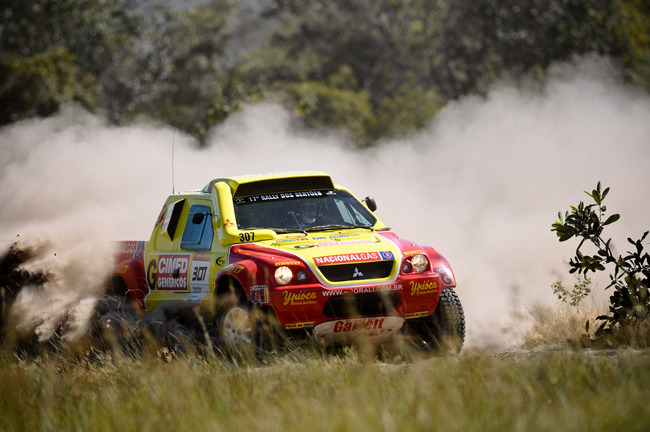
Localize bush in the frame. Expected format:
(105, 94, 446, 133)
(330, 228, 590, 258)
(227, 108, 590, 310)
(551, 182, 650, 342)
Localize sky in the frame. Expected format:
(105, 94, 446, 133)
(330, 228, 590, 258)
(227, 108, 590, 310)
(1, 54, 649, 350)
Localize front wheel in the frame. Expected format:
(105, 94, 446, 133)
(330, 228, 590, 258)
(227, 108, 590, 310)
(220, 305, 253, 346)
(406, 288, 466, 354)
(214, 289, 282, 361)
(214, 290, 256, 359)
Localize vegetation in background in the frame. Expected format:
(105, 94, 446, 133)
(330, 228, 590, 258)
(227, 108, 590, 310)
(551, 276, 592, 307)
(1, 0, 649, 145)
(552, 183, 650, 344)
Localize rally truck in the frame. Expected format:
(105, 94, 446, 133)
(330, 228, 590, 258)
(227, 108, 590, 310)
(110, 171, 465, 353)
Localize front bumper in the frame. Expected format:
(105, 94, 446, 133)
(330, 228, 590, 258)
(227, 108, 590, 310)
(271, 274, 441, 335)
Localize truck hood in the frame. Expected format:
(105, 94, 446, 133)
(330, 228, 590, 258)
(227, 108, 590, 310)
(268, 230, 402, 285)
(272, 230, 397, 257)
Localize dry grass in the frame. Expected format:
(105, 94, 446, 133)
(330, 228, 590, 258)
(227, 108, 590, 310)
(2, 289, 649, 432)
(523, 301, 603, 347)
(2, 334, 650, 432)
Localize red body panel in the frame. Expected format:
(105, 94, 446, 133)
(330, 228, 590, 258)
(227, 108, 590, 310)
(112, 241, 148, 308)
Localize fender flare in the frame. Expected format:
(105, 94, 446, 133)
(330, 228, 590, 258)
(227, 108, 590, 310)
(423, 246, 457, 289)
(110, 258, 148, 309)
(215, 260, 260, 301)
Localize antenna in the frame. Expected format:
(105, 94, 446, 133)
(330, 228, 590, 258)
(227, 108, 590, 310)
(172, 128, 176, 194)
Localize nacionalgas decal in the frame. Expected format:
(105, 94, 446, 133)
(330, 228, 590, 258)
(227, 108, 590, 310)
(314, 251, 393, 265)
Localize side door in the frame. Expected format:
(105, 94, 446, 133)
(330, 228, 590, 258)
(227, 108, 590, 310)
(144, 197, 221, 311)
(181, 203, 216, 305)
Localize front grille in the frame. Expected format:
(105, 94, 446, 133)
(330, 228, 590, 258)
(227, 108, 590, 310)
(318, 260, 394, 283)
(323, 291, 401, 318)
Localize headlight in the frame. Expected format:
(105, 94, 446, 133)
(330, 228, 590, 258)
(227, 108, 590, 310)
(411, 254, 429, 273)
(274, 266, 293, 285)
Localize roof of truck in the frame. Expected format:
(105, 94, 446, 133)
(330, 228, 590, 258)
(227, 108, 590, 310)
(200, 171, 336, 198)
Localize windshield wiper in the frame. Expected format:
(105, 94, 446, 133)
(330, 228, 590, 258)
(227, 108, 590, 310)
(304, 224, 373, 232)
(274, 228, 309, 235)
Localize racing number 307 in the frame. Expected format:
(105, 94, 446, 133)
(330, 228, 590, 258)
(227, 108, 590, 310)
(239, 232, 255, 242)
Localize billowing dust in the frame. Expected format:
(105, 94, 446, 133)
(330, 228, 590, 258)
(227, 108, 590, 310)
(1, 55, 649, 353)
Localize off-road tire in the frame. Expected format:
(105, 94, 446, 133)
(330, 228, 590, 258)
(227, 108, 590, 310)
(407, 288, 466, 354)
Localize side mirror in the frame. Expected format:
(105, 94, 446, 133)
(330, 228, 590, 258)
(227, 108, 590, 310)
(192, 213, 206, 224)
(364, 196, 377, 212)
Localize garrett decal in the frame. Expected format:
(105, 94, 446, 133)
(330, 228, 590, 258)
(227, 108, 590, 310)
(333, 318, 385, 333)
(283, 290, 317, 306)
(409, 280, 438, 296)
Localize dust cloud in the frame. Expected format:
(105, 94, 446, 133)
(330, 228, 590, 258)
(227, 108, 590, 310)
(1, 55, 648, 350)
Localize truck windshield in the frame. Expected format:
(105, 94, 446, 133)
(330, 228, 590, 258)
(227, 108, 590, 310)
(233, 189, 377, 232)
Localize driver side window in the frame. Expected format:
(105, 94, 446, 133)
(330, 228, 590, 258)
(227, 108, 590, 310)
(181, 204, 213, 250)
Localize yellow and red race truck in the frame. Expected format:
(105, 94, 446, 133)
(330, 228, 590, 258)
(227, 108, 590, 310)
(111, 171, 464, 353)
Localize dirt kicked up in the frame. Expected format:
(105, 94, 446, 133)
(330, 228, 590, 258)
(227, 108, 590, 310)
(0, 243, 219, 357)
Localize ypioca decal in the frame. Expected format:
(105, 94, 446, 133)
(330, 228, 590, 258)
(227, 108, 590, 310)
(409, 279, 438, 296)
(147, 254, 191, 291)
(282, 290, 317, 306)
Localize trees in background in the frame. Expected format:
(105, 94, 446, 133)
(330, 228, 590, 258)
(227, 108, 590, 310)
(1, 0, 648, 145)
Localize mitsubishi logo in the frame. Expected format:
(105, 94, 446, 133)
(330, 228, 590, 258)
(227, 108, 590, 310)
(352, 267, 363, 278)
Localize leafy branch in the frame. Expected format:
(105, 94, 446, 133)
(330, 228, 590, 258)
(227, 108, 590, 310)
(552, 182, 650, 337)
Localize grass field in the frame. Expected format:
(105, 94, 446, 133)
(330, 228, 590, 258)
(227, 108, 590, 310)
(2, 304, 650, 432)
(2, 347, 650, 431)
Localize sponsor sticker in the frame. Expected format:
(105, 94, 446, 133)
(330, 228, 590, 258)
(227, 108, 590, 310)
(437, 268, 455, 286)
(309, 239, 374, 248)
(250, 285, 269, 304)
(405, 311, 430, 319)
(321, 284, 403, 297)
(116, 241, 145, 258)
(333, 318, 386, 333)
(282, 290, 317, 306)
(190, 261, 209, 293)
(408, 279, 438, 296)
(147, 253, 191, 291)
(285, 321, 314, 330)
(184, 293, 208, 303)
(314, 251, 394, 265)
(193, 252, 212, 261)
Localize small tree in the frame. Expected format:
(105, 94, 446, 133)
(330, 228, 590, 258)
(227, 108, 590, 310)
(551, 182, 650, 340)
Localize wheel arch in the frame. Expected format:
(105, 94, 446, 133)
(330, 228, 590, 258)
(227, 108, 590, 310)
(109, 258, 148, 309)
